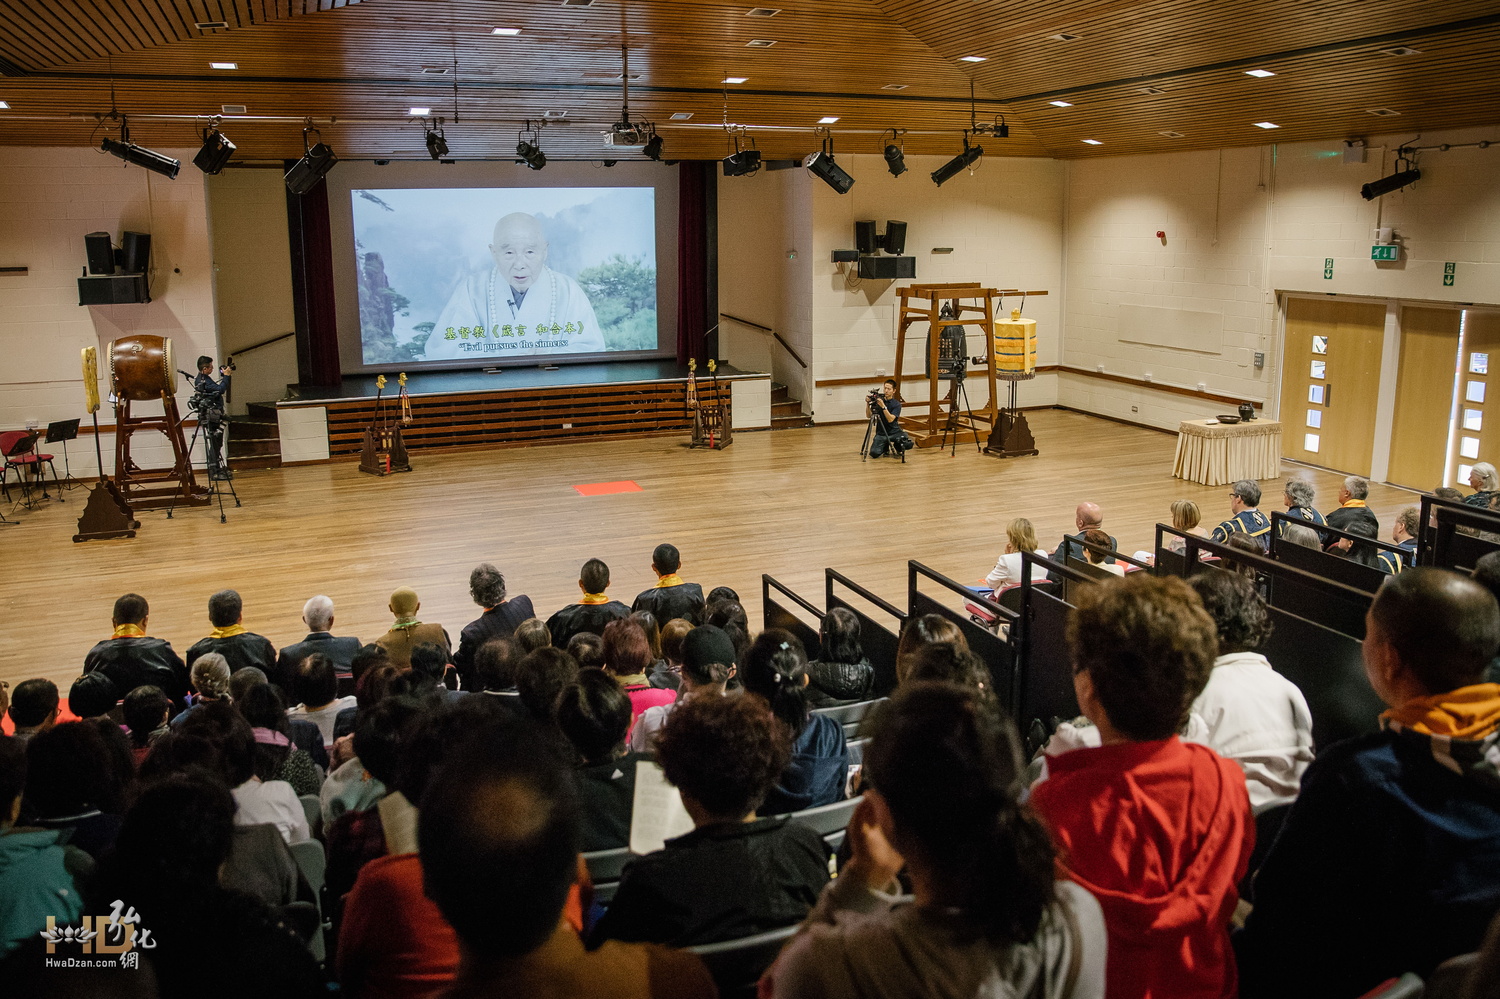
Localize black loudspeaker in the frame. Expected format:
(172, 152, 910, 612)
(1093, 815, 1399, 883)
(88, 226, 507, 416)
(854, 220, 877, 255)
(85, 232, 115, 275)
(858, 255, 916, 279)
(121, 231, 151, 275)
(78, 274, 149, 306)
(882, 221, 907, 256)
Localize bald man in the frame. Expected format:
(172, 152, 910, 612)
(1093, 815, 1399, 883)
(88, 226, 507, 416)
(1047, 501, 1118, 582)
(427, 212, 604, 360)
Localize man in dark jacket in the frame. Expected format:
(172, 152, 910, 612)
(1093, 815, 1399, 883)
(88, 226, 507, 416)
(631, 544, 705, 626)
(1237, 568, 1500, 997)
(546, 558, 631, 649)
(275, 595, 361, 692)
(84, 593, 190, 709)
(1324, 474, 1380, 551)
(453, 563, 534, 691)
(186, 589, 277, 675)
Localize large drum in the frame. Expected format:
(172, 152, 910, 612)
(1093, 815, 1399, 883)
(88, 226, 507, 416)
(109, 334, 175, 402)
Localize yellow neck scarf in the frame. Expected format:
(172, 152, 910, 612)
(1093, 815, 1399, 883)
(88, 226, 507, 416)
(112, 624, 146, 639)
(1343, 499, 1368, 508)
(579, 593, 611, 605)
(210, 624, 246, 639)
(655, 574, 685, 589)
(1382, 683, 1500, 740)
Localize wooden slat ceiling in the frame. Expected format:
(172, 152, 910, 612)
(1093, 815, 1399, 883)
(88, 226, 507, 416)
(0, 0, 1495, 165)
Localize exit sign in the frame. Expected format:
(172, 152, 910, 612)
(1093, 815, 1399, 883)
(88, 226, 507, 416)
(1371, 244, 1400, 261)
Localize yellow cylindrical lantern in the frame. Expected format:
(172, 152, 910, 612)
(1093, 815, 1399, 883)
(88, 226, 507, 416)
(993, 308, 1037, 381)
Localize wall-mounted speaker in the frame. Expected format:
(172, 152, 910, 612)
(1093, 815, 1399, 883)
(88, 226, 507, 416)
(882, 221, 908, 256)
(121, 231, 151, 275)
(85, 232, 115, 275)
(78, 274, 149, 306)
(854, 220, 877, 255)
(857, 255, 916, 279)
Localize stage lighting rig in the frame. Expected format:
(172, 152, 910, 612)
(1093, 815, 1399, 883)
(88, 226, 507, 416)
(1361, 149, 1420, 200)
(722, 131, 761, 177)
(424, 120, 449, 160)
(804, 129, 855, 194)
(193, 120, 236, 175)
(932, 132, 983, 187)
(285, 123, 337, 194)
(517, 121, 547, 170)
(100, 118, 181, 179)
(883, 129, 907, 177)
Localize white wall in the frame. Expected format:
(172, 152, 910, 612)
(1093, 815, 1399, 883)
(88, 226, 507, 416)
(0, 147, 219, 473)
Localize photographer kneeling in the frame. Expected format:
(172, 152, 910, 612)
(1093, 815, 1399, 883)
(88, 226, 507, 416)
(866, 379, 908, 459)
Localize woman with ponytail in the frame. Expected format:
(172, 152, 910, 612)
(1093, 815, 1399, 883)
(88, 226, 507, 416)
(742, 629, 848, 815)
(762, 682, 1107, 998)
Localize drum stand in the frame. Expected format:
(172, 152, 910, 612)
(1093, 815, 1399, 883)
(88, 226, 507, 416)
(114, 392, 209, 510)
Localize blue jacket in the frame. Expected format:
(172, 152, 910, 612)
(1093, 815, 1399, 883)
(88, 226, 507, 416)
(0, 829, 85, 956)
(762, 713, 847, 815)
(1237, 720, 1500, 997)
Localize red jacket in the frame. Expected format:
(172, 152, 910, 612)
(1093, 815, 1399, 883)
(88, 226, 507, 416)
(1030, 736, 1253, 999)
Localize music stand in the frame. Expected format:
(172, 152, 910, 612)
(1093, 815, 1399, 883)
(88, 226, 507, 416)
(45, 419, 81, 492)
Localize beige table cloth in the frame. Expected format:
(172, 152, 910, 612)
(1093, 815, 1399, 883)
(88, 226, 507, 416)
(1173, 418, 1282, 486)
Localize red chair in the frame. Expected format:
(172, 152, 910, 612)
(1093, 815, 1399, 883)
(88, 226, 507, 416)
(0, 430, 59, 508)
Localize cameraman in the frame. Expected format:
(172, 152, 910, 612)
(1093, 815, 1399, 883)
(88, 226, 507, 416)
(866, 378, 903, 458)
(192, 355, 232, 480)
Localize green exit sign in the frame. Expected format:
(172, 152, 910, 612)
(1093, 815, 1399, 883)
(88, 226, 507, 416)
(1371, 244, 1400, 261)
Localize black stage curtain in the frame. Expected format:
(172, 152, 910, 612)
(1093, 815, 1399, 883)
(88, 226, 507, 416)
(285, 169, 342, 388)
(676, 160, 716, 363)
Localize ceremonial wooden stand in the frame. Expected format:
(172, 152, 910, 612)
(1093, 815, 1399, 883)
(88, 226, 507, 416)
(114, 393, 210, 510)
(687, 359, 732, 450)
(73, 477, 139, 542)
(358, 375, 412, 476)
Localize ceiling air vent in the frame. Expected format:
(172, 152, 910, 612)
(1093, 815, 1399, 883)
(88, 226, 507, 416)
(221, 104, 247, 114)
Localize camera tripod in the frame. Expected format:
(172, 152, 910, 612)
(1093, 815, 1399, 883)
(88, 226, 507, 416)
(167, 391, 240, 524)
(937, 370, 983, 457)
(859, 403, 906, 463)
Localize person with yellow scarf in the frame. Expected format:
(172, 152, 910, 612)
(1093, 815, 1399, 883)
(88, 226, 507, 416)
(83, 592, 190, 710)
(1239, 569, 1500, 997)
(630, 543, 706, 626)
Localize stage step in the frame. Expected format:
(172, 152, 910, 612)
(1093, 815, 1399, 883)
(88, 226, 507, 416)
(769, 382, 810, 429)
(246, 402, 280, 423)
(229, 408, 282, 469)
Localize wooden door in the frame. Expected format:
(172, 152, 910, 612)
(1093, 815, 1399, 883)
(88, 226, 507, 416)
(1388, 307, 1460, 490)
(1278, 298, 1387, 476)
(1449, 311, 1500, 489)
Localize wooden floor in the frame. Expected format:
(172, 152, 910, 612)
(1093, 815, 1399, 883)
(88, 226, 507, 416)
(2, 409, 1423, 692)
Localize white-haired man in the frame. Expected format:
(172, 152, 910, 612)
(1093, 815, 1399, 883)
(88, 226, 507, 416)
(1325, 475, 1380, 551)
(426, 212, 604, 361)
(275, 595, 362, 693)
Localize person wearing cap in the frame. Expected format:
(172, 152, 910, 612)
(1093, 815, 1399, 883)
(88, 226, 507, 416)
(629, 625, 736, 753)
(374, 587, 452, 670)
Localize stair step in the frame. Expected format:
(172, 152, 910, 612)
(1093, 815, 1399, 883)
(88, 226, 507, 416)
(230, 420, 280, 441)
(771, 386, 791, 403)
(246, 402, 280, 422)
(771, 415, 813, 430)
(771, 402, 805, 417)
(230, 455, 282, 470)
(229, 439, 282, 457)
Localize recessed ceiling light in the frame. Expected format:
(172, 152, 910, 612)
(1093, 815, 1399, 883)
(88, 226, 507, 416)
(723, 76, 748, 84)
(1046, 33, 1080, 41)
(1380, 46, 1421, 56)
(0, 101, 9, 110)
(1158, 130, 1184, 138)
(1081, 139, 1103, 145)
(1253, 121, 1280, 129)
(543, 109, 568, 118)
(210, 62, 237, 70)
(195, 20, 228, 30)
(746, 7, 781, 15)
(1366, 107, 1402, 116)
(408, 106, 431, 116)
(670, 112, 693, 120)
(561, 0, 595, 6)
(221, 104, 246, 114)
(881, 83, 908, 90)
(1049, 100, 1073, 107)
(818, 116, 839, 124)
(745, 39, 777, 47)
(1139, 86, 1165, 95)
(1244, 69, 1276, 78)
(959, 55, 987, 62)
(421, 66, 450, 75)
(491, 27, 521, 35)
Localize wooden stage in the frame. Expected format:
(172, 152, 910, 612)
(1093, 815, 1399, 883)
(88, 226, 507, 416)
(2, 408, 1422, 692)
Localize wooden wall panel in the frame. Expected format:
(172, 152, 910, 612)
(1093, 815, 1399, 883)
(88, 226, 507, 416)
(1388, 306, 1459, 490)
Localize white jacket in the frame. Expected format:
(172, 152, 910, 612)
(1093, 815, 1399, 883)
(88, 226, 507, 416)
(1189, 651, 1315, 810)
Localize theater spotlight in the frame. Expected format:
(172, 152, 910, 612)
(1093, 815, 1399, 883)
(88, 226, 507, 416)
(883, 129, 907, 177)
(516, 122, 547, 170)
(193, 122, 235, 175)
(643, 130, 665, 161)
(804, 131, 855, 194)
(722, 133, 761, 177)
(424, 122, 449, 161)
(931, 134, 983, 187)
(285, 124, 338, 195)
(1361, 163, 1421, 200)
(100, 120, 181, 179)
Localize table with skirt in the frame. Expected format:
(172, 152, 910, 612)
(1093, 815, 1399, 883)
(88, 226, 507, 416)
(1173, 418, 1282, 486)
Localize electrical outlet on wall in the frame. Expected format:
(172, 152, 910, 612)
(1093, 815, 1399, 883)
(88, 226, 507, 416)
(876, 368, 886, 377)
(1131, 405, 1139, 413)
(24, 420, 38, 430)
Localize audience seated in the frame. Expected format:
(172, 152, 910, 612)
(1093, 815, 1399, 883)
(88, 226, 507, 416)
(894, 613, 969, 685)
(1325, 474, 1380, 546)
(567, 631, 606, 671)
(902, 642, 994, 699)
(186, 589, 279, 676)
(742, 629, 847, 815)
(589, 693, 831, 948)
(515, 647, 581, 723)
(632, 543, 706, 625)
(631, 610, 666, 674)
(174, 652, 233, 727)
(1237, 568, 1500, 997)
(705, 599, 752, 673)
(286, 653, 357, 746)
(374, 586, 451, 670)
(0, 735, 86, 957)
(630, 624, 735, 753)
(1048, 502, 1118, 580)
(761, 682, 1107, 999)
(1186, 572, 1313, 810)
(557, 669, 651, 852)
(420, 717, 714, 999)
(66, 672, 119, 722)
(178, 703, 309, 845)
(333, 643, 392, 741)
(7, 679, 59, 744)
(652, 617, 693, 691)
(546, 558, 632, 648)
(472, 635, 523, 699)
(1029, 574, 1251, 999)
(1472, 552, 1500, 685)
(122, 684, 170, 765)
(1467, 462, 1500, 508)
(1377, 506, 1419, 573)
(601, 619, 675, 731)
(22, 721, 124, 860)
(707, 585, 740, 605)
(409, 641, 464, 705)
(1331, 518, 1381, 567)
(322, 669, 412, 828)
(1081, 529, 1125, 575)
(84, 593, 190, 708)
(805, 608, 874, 707)
(1280, 523, 1322, 549)
(514, 617, 553, 655)
(87, 772, 325, 999)
(453, 563, 535, 691)
(1166, 498, 1212, 552)
(276, 595, 362, 688)
(1211, 479, 1272, 551)
(983, 516, 1050, 589)
(238, 683, 322, 797)
(1281, 477, 1326, 533)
